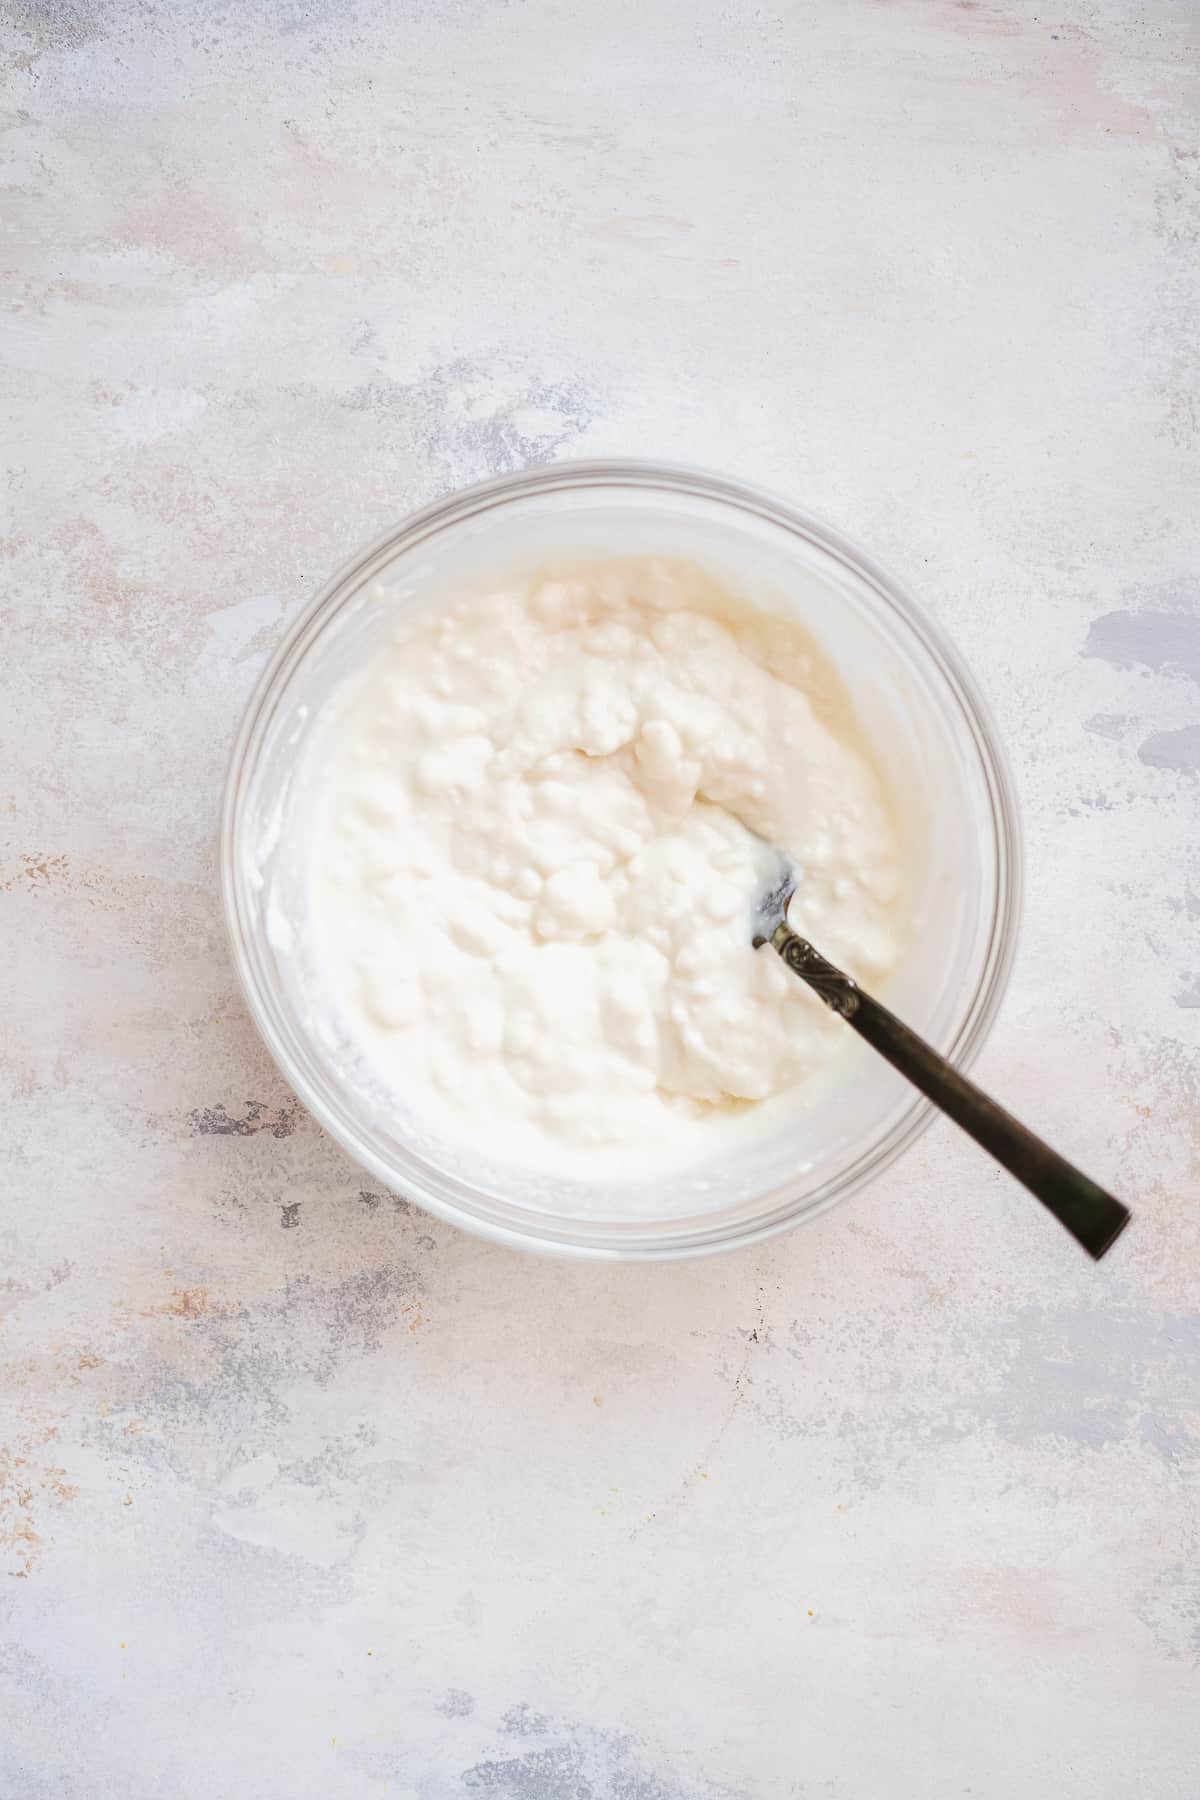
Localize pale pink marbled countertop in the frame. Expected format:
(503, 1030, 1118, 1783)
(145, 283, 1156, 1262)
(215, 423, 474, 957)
(2, 2, 1198, 1796)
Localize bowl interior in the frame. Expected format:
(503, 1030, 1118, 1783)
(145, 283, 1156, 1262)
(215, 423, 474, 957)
(225, 465, 1018, 1256)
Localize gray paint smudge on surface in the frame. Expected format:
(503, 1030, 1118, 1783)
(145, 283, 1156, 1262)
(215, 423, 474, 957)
(358, 1188, 412, 1215)
(1136, 1567, 1200, 1666)
(753, 1304, 1200, 1486)
(1083, 712, 1134, 740)
(940, 1305, 1200, 1456)
(102, 1261, 425, 1486)
(1072, 790, 1119, 812)
(461, 1718, 744, 1800)
(1083, 610, 1200, 683)
(189, 1099, 302, 1138)
(344, 358, 595, 482)
(500, 1704, 552, 1737)
(1139, 722, 1200, 775)
(3, 0, 109, 55)
(435, 1688, 477, 1718)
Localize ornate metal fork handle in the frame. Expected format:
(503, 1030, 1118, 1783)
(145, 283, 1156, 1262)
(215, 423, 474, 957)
(767, 923, 1130, 1262)
(768, 923, 862, 1019)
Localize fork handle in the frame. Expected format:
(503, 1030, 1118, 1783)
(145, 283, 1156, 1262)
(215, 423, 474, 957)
(768, 925, 1130, 1260)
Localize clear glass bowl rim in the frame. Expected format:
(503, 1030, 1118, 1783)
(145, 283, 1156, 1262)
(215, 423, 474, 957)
(221, 458, 1023, 1260)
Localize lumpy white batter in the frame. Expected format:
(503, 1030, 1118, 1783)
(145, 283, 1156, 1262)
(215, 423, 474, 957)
(307, 559, 904, 1169)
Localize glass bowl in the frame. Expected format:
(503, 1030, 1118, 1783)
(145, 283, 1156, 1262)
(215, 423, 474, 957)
(221, 461, 1021, 1259)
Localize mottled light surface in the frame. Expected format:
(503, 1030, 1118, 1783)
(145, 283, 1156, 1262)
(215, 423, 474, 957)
(3, 1, 1199, 1795)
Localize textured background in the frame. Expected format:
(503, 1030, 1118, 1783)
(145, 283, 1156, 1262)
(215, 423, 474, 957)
(3, 2, 1199, 1795)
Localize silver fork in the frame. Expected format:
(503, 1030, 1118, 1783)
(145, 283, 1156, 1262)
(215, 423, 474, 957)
(753, 851, 1130, 1260)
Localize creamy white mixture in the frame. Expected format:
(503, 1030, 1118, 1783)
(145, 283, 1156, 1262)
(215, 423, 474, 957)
(308, 559, 904, 1169)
